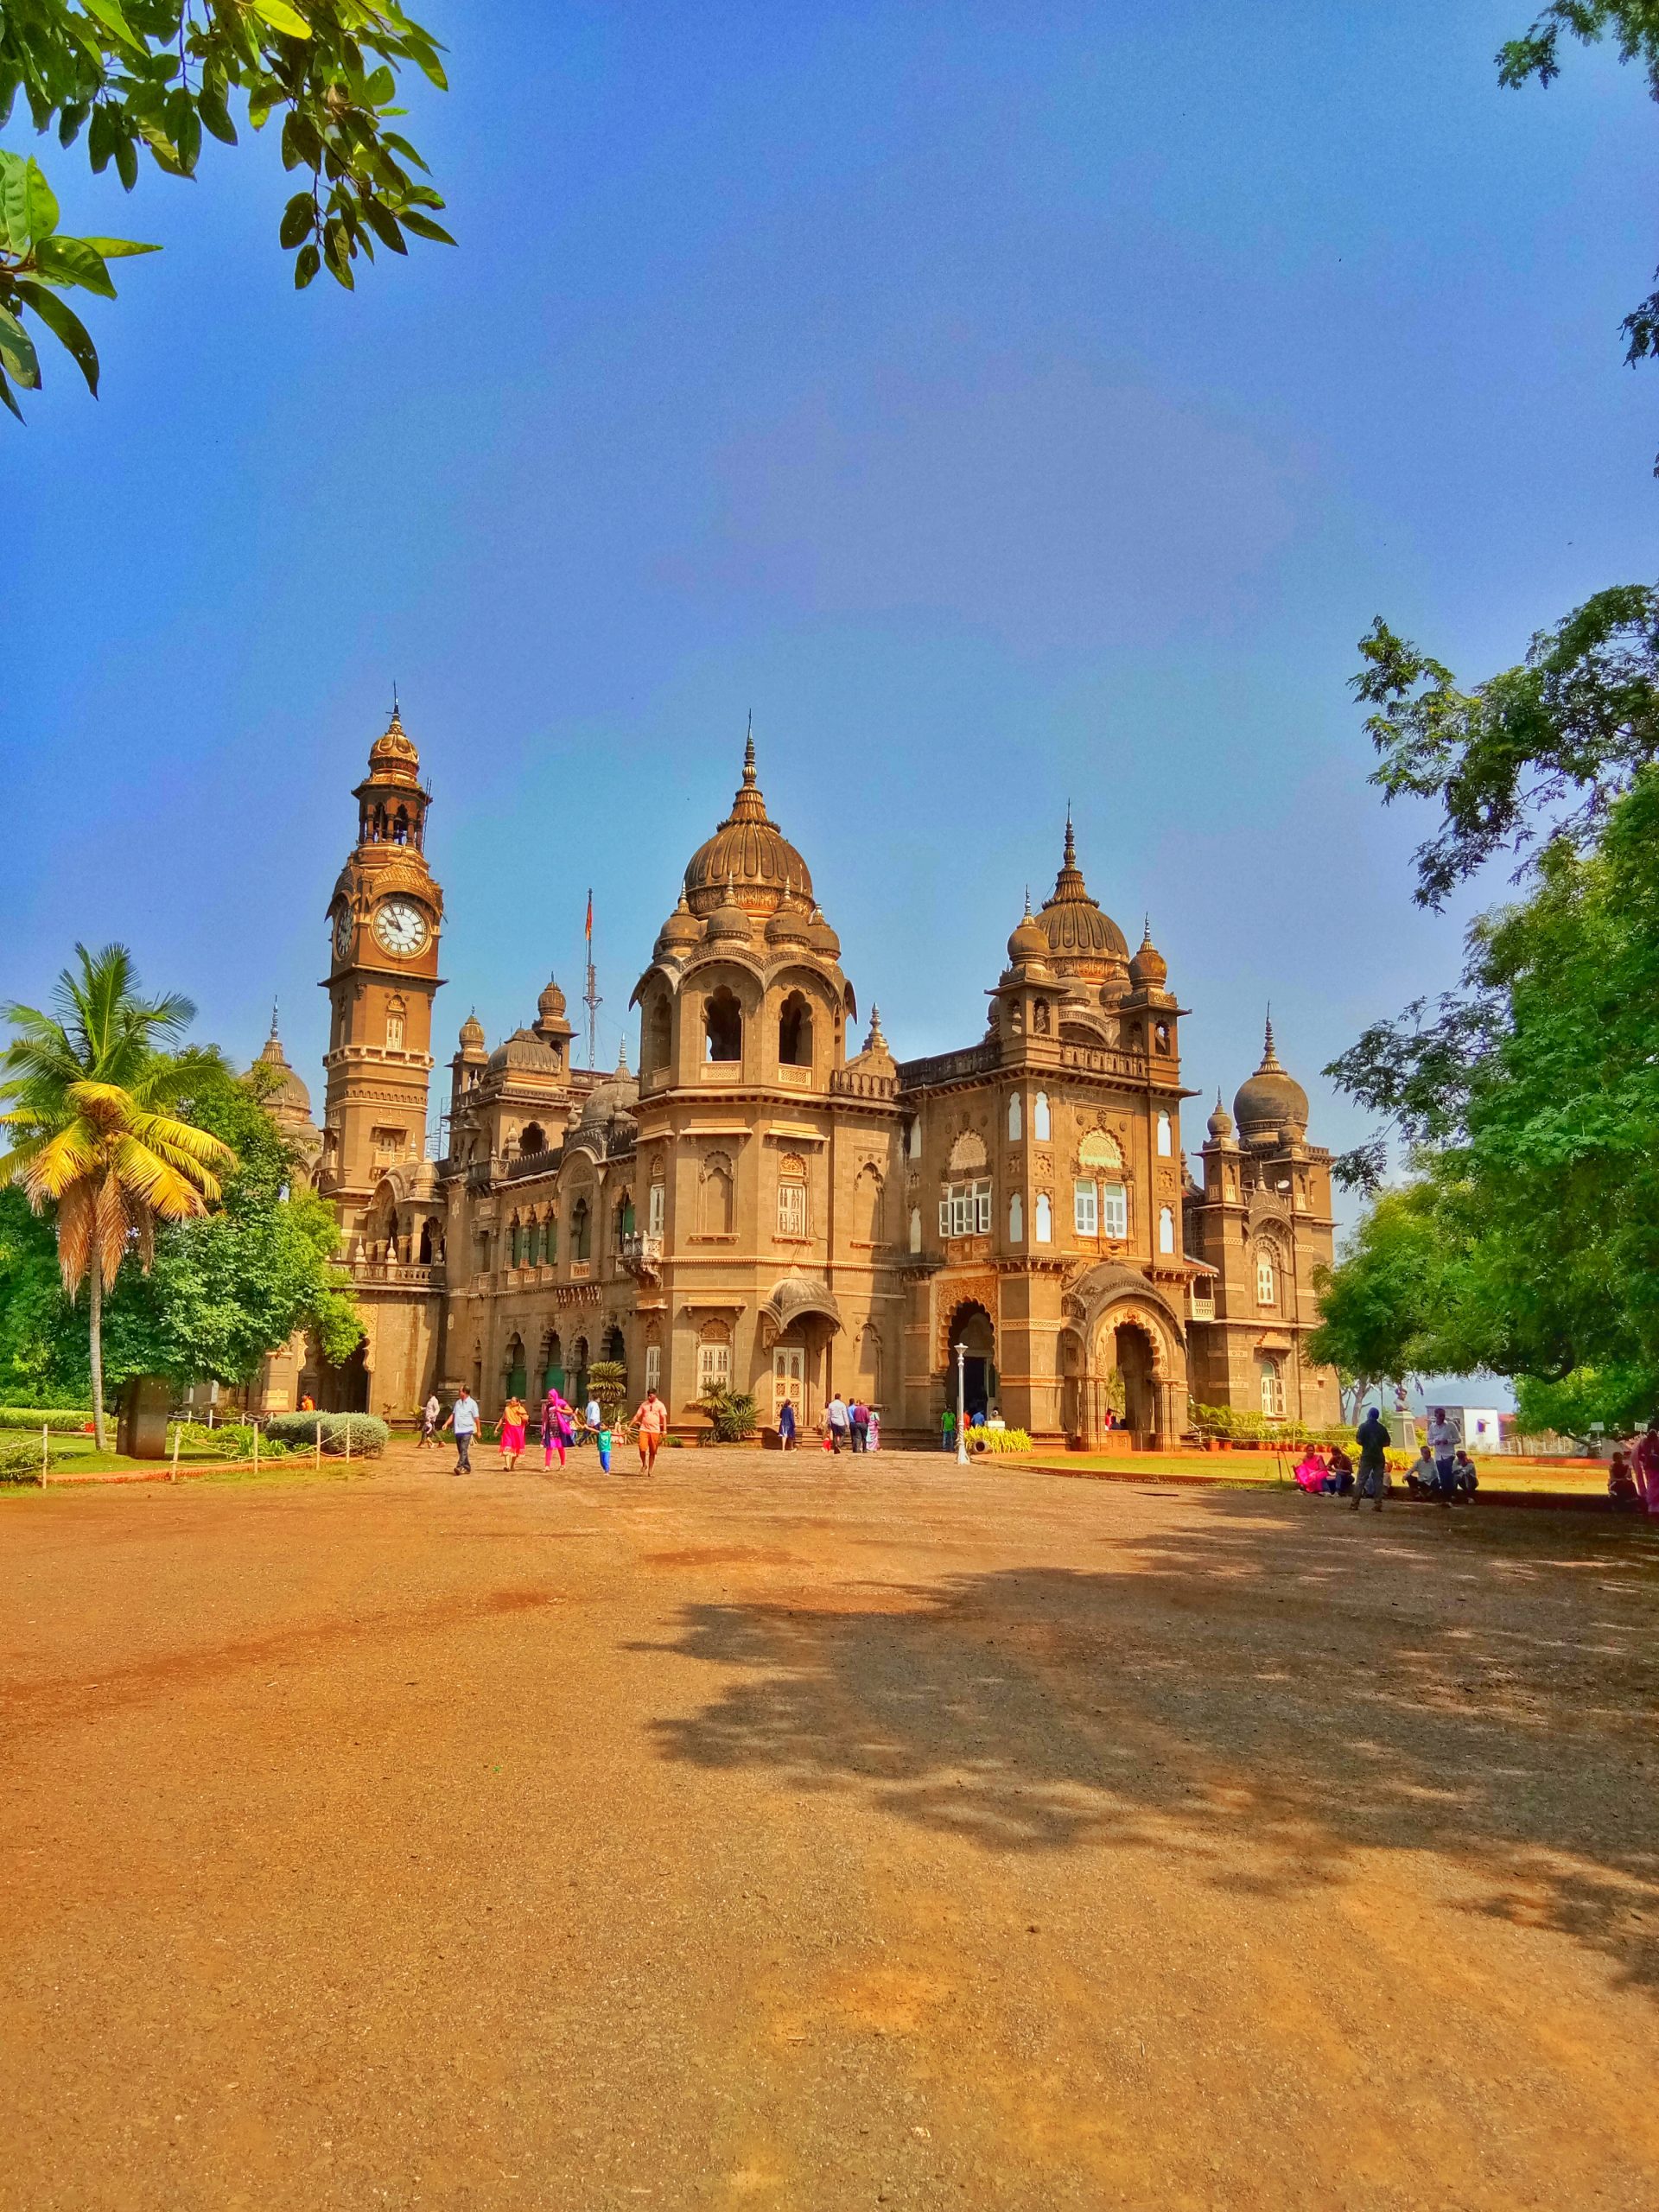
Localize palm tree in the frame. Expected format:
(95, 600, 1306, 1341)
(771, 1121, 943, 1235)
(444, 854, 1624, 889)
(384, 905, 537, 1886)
(0, 945, 236, 1451)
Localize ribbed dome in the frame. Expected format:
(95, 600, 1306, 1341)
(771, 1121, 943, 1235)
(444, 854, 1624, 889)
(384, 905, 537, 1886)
(487, 1027, 561, 1075)
(537, 975, 568, 1022)
(1037, 817, 1128, 966)
(1206, 1090, 1234, 1140)
(804, 906, 840, 959)
(256, 1013, 312, 1116)
(1128, 921, 1167, 990)
(576, 1053, 639, 1129)
(655, 893, 702, 956)
(683, 732, 815, 917)
(458, 1012, 486, 1054)
(365, 707, 423, 787)
(1233, 1017, 1308, 1135)
(706, 880, 753, 943)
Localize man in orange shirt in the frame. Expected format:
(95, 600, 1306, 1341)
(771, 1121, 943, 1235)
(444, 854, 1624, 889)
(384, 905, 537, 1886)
(633, 1388, 668, 1475)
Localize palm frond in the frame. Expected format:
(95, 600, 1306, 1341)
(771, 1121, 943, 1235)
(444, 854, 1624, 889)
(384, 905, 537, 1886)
(54, 1183, 93, 1297)
(20, 1123, 102, 1204)
(93, 1170, 131, 1290)
(111, 1134, 215, 1223)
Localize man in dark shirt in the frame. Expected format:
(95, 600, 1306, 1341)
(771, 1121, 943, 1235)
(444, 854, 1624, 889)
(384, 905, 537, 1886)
(1353, 1408, 1390, 1513)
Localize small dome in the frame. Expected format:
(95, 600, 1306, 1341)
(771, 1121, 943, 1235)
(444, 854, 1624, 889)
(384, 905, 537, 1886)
(804, 905, 841, 958)
(576, 1060, 639, 1130)
(1233, 1016, 1309, 1136)
(766, 900, 813, 947)
(487, 1026, 560, 1075)
(1007, 897, 1049, 966)
(706, 881, 753, 943)
(1206, 1090, 1235, 1140)
(458, 1012, 486, 1053)
(1128, 920, 1167, 990)
(256, 1012, 313, 1118)
(537, 975, 568, 1022)
(655, 893, 702, 955)
(365, 706, 423, 786)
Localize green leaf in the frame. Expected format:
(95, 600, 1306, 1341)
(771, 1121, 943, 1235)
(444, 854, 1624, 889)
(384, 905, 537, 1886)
(398, 208, 454, 246)
(16, 281, 99, 396)
(293, 241, 320, 289)
(32, 236, 116, 298)
(364, 65, 395, 105)
(360, 200, 406, 255)
(113, 132, 138, 190)
(198, 83, 238, 146)
(278, 193, 314, 249)
(24, 160, 60, 242)
(77, 0, 141, 47)
(0, 364, 25, 422)
(1, 153, 34, 254)
(323, 219, 355, 289)
(0, 308, 41, 389)
(251, 0, 313, 37)
(82, 237, 161, 259)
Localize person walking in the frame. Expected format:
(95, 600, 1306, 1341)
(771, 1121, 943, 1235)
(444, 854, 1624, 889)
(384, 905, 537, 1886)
(416, 1392, 441, 1449)
(825, 1392, 849, 1453)
(584, 1392, 602, 1448)
(633, 1387, 668, 1475)
(1425, 1406, 1458, 1506)
(867, 1405, 880, 1453)
(1353, 1406, 1390, 1513)
(442, 1387, 480, 1475)
(941, 1403, 957, 1454)
(850, 1397, 870, 1453)
(541, 1389, 570, 1471)
(777, 1396, 797, 1451)
(499, 1391, 528, 1471)
(1633, 1421, 1659, 1516)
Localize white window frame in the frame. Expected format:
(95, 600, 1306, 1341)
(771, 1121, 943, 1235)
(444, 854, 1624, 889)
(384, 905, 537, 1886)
(1259, 1356, 1285, 1419)
(777, 1179, 808, 1239)
(644, 1344, 661, 1395)
(1074, 1178, 1098, 1236)
(647, 1179, 665, 1236)
(1256, 1250, 1276, 1306)
(697, 1340, 731, 1392)
(939, 1180, 992, 1238)
(1102, 1181, 1128, 1239)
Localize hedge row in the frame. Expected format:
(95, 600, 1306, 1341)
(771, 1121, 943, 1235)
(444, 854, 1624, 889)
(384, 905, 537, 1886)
(264, 1412, 390, 1456)
(0, 1408, 95, 1433)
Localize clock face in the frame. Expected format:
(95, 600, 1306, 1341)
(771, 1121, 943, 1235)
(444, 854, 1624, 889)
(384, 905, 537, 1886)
(373, 898, 429, 957)
(334, 907, 353, 960)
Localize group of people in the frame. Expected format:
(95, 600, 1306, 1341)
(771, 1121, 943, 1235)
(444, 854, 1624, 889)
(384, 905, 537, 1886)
(1293, 1404, 1478, 1514)
(817, 1393, 879, 1452)
(939, 1405, 1004, 1451)
(416, 1384, 671, 1477)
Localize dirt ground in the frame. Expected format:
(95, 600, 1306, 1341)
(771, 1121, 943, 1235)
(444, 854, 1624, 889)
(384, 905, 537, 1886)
(3, 1443, 1656, 2211)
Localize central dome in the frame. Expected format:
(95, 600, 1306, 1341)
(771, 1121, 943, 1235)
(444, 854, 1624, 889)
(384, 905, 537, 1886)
(683, 732, 815, 917)
(1036, 817, 1129, 967)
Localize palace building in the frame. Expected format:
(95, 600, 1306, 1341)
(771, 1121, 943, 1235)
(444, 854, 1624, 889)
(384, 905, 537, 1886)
(257, 710, 1339, 1444)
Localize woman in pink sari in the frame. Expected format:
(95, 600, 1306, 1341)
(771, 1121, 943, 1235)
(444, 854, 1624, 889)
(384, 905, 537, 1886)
(542, 1389, 571, 1471)
(1293, 1447, 1328, 1494)
(1632, 1423, 1659, 1515)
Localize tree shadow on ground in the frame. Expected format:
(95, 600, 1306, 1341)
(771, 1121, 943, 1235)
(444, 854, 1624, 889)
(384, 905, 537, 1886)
(633, 1495, 1659, 1990)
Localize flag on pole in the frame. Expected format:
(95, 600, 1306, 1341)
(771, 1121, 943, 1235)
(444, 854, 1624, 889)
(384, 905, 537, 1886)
(585, 890, 593, 943)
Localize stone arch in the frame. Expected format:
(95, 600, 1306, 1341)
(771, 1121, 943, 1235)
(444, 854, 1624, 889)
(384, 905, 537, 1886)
(700, 1148, 734, 1236)
(778, 989, 813, 1069)
(853, 1161, 884, 1243)
(947, 1128, 988, 1175)
(642, 988, 672, 1076)
(519, 1121, 547, 1158)
(704, 985, 742, 1064)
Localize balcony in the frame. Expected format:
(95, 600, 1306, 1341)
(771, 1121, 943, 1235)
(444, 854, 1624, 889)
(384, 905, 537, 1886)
(620, 1230, 664, 1287)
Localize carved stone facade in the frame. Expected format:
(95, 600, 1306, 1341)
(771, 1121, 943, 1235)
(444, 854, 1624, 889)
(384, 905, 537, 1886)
(260, 711, 1338, 1444)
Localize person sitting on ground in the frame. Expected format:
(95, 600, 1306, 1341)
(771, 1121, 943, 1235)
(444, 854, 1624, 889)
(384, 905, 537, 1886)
(1608, 1449, 1641, 1510)
(1324, 1444, 1354, 1496)
(1406, 1443, 1440, 1498)
(1452, 1448, 1479, 1499)
(1293, 1446, 1328, 1494)
(1353, 1408, 1390, 1512)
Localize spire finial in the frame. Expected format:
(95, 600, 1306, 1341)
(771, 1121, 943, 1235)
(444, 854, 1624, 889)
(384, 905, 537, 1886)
(1262, 1007, 1279, 1065)
(1063, 807, 1077, 871)
(743, 710, 756, 784)
(269, 997, 280, 1041)
(1023, 883, 1033, 918)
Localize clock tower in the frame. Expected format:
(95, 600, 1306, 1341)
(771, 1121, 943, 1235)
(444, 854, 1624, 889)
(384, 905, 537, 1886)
(320, 707, 444, 1236)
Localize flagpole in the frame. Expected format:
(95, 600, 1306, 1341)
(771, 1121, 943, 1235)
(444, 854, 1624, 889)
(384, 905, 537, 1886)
(583, 888, 601, 1072)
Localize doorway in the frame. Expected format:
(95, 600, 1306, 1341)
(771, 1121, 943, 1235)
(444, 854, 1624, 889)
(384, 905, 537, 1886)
(1113, 1320, 1156, 1437)
(945, 1301, 996, 1423)
(773, 1345, 804, 1423)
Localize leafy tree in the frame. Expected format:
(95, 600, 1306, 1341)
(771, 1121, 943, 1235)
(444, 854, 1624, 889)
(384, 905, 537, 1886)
(0, 944, 234, 1447)
(0, 0, 449, 417)
(0, 1182, 87, 1403)
(1498, 4, 1659, 435)
(1306, 1185, 1452, 1402)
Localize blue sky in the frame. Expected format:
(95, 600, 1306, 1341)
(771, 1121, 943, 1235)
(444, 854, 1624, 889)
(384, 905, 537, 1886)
(8, 0, 1656, 1224)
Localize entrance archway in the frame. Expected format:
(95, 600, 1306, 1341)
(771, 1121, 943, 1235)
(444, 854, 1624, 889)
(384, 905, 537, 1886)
(1112, 1319, 1156, 1437)
(944, 1300, 996, 1423)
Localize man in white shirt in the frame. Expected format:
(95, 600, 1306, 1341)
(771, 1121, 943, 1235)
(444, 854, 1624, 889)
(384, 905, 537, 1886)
(442, 1389, 480, 1475)
(1425, 1408, 1458, 1504)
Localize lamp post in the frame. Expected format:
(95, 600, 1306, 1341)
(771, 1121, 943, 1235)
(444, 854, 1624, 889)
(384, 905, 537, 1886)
(954, 1340, 968, 1465)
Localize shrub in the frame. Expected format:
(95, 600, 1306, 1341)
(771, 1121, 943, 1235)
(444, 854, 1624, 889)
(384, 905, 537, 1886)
(970, 1427, 1033, 1454)
(0, 1438, 44, 1481)
(698, 1385, 758, 1442)
(171, 1421, 291, 1459)
(264, 1412, 389, 1456)
(587, 1361, 628, 1422)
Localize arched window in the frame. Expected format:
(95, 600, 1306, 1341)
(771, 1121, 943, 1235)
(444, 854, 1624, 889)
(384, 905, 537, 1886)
(1159, 1204, 1175, 1255)
(907, 1118, 922, 1161)
(417, 1217, 436, 1265)
(704, 987, 741, 1063)
(1033, 1091, 1051, 1141)
(604, 1322, 626, 1364)
(1009, 1191, 1024, 1243)
(526, 1218, 541, 1268)
(1258, 1353, 1286, 1419)
(854, 1164, 884, 1244)
(700, 1150, 734, 1236)
(509, 1214, 524, 1267)
(571, 1197, 591, 1262)
(1156, 1110, 1173, 1158)
(520, 1122, 546, 1157)
(778, 991, 812, 1068)
(644, 992, 671, 1075)
(908, 1205, 922, 1253)
(1007, 1092, 1022, 1142)
(385, 995, 406, 1051)
(857, 1324, 881, 1402)
(543, 1331, 564, 1395)
(544, 1212, 558, 1263)
(504, 1333, 527, 1399)
(393, 806, 410, 845)
(1255, 1247, 1276, 1306)
(615, 1190, 636, 1244)
(1034, 1192, 1052, 1243)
